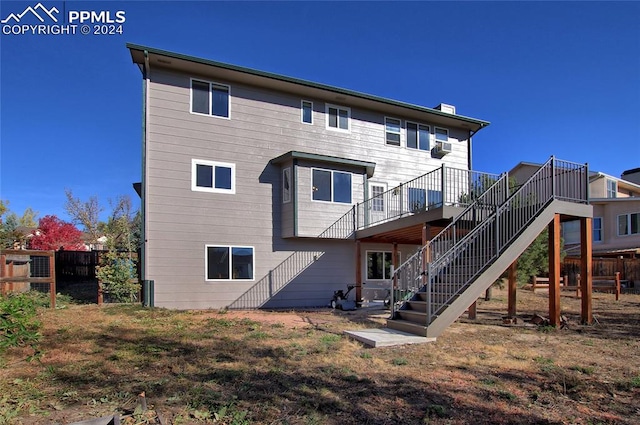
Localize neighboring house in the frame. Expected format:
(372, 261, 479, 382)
(82, 234, 108, 251)
(127, 44, 492, 309)
(510, 163, 640, 258)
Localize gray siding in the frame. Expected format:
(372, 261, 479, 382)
(145, 67, 472, 309)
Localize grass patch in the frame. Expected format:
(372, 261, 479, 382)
(1, 289, 639, 425)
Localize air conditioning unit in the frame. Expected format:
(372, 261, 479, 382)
(433, 141, 452, 157)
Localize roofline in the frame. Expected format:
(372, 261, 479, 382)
(126, 43, 491, 132)
(590, 171, 640, 191)
(590, 197, 640, 204)
(271, 151, 376, 178)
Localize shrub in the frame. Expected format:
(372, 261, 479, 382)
(96, 251, 139, 302)
(0, 293, 42, 362)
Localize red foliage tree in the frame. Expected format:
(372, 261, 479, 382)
(29, 215, 87, 251)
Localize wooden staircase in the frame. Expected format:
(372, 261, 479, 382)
(387, 157, 591, 338)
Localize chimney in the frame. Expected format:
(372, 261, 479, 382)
(434, 103, 456, 115)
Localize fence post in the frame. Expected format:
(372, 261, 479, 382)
(48, 251, 56, 309)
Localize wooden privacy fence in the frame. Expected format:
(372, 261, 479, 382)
(563, 256, 639, 287)
(0, 249, 56, 308)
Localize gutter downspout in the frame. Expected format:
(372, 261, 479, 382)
(142, 50, 151, 305)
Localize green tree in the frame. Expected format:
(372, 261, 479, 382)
(516, 229, 565, 284)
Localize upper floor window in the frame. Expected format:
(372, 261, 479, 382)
(385, 117, 401, 146)
(407, 122, 430, 151)
(312, 168, 352, 203)
(206, 245, 254, 281)
(435, 127, 449, 144)
(593, 217, 602, 242)
(606, 179, 617, 198)
(192, 159, 235, 194)
(282, 167, 292, 204)
(191, 79, 230, 118)
(618, 212, 639, 236)
(301, 100, 313, 124)
(326, 104, 350, 131)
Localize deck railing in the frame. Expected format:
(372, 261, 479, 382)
(392, 157, 589, 324)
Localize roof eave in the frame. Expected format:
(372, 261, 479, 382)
(127, 43, 490, 133)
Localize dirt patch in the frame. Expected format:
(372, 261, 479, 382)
(2, 288, 639, 424)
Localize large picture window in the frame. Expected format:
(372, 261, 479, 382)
(192, 159, 235, 194)
(191, 79, 230, 118)
(206, 245, 254, 281)
(312, 169, 352, 203)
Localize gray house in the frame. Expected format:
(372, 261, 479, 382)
(128, 44, 592, 338)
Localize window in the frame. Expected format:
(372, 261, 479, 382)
(606, 179, 617, 198)
(435, 127, 449, 144)
(408, 188, 426, 212)
(312, 169, 352, 203)
(371, 184, 385, 212)
(326, 104, 350, 131)
(192, 159, 235, 193)
(407, 122, 430, 151)
(191, 79, 230, 118)
(618, 212, 640, 236)
(385, 117, 401, 146)
(206, 245, 254, 280)
(301, 100, 313, 124)
(282, 167, 291, 204)
(561, 220, 580, 245)
(367, 251, 399, 280)
(593, 217, 602, 242)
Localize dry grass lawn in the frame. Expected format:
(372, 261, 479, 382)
(1, 287, 639, 424)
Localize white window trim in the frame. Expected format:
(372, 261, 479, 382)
(434, 126, 449, 143)
(593, 217, 603, 243)
(617, 212, 640, 237)
(406, 121, 431, 151)
(369, 182, 388, 212)
(205, 245, 255, 282)
(190, 78, 231, 120)
(384, 117, 402, 147)
(325, 103, 351, 132)
(301, 100, 313, 125)
(282, 167, 292, 204)
(606, 179, 618, 198)
(310, 167, 353, 204)
(191, 158, 236, 194)
(365, 250, 401, 281)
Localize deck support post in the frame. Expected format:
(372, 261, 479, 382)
(548, 214, 561, 327)
(580, 217, 593, 324)
(392, 242, 398, 289)
(355, 240, 362, 302)
(422, 224, 429, 285)
(507, 260, 517, 317)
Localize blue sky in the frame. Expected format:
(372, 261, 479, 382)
(1, 1, 639, 224)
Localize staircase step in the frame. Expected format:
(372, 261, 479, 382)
(386, 318, 428, 337)
(405, 300, 427, 312)
(396, 309, 428, 324)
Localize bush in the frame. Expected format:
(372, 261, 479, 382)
(0, 293, 42, 362)
(96, 251, 139, 303)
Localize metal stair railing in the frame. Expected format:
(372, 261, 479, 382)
(390, 171, 509, 315)
(392, 156, 589, 325)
